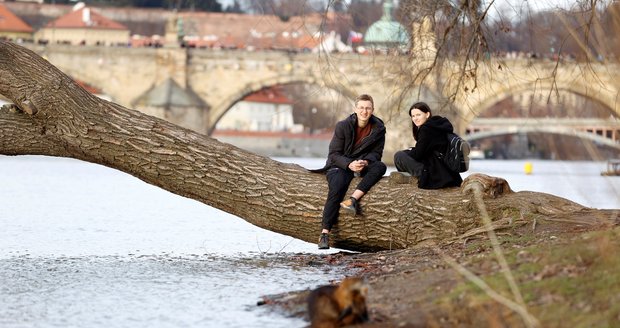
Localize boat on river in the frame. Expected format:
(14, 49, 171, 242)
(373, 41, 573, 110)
(601, 160, 620, 176)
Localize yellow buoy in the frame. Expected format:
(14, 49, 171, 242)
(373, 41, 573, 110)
(524, 162, 533, 175)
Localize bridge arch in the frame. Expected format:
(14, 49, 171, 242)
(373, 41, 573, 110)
(207, 75, 358, 135)
(463, 77, 620, 123)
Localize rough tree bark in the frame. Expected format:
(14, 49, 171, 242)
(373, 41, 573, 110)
(0, 41, 617, 251)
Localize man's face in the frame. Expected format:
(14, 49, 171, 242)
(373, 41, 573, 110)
(354, 100, 374, 125)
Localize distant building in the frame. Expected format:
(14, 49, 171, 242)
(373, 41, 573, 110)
(216, 87, 302, 133)
(313, 30, 352, 53)
(0, 4, 34, 41)
(173, 12, 325, 51)
(363, 0, 410, 53)
(2, 2, 354, 52)
(35, 2, 129, 46)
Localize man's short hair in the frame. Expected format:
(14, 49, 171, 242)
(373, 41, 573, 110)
(355, 94, 374, 108)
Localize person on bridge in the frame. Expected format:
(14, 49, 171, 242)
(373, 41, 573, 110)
(393, 101, 463, 189)
(311, 94, 387, 250)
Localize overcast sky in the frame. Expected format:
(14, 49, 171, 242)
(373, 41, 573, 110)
(489, 0, 576, 20)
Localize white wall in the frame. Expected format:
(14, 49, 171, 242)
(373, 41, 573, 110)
(216, 100, 299, 132)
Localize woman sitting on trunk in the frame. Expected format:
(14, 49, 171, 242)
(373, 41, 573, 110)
(393, 102, 463, 189)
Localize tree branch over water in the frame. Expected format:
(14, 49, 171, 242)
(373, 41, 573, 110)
(0, 40, 617, 252)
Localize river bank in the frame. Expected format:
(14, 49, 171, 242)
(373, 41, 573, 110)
(261, 209, 620, 327)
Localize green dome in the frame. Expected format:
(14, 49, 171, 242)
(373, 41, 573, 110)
(363, 1, 410, 50)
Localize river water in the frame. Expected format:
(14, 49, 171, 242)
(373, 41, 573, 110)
(1, 155, 619, 327)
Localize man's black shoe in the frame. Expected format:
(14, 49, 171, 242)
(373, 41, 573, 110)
(340, 197, 361, 215)
(318, 233, 330, 249)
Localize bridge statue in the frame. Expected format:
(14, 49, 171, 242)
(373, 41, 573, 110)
(412, 16, 436, 59)
(164, 12, 182, 47)
(1, 40, 616, 251)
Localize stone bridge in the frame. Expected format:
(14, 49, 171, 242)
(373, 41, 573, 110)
(467, 118, 620, 149)
(22, 44, 620, 154)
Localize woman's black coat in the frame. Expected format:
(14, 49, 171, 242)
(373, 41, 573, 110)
(404, 116, 463, 189)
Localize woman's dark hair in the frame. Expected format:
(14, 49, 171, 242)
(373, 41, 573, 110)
(409, 102, 432, 140)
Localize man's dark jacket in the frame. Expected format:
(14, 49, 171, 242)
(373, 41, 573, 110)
(312, 114, 386, 173)
(404, 115, 462, 189)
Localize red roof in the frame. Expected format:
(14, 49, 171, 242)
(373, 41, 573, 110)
(46, 6, 127, 30)
(74, 79, 103, 95)
(179, 11, 325, 51)
(243, 87, 294, 105)
(0, 4, 33, 33)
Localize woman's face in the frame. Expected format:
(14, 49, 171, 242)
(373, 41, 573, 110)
(410, 108, 430, 127)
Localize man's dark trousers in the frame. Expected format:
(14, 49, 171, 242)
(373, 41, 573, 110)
(321, 161, 387, 230)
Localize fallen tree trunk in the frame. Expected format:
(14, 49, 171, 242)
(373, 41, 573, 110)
(0, 40, 617, 251)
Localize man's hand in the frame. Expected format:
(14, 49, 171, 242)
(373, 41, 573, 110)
(348, 160, 368, 173)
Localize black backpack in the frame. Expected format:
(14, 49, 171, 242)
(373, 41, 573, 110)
(439, 133, 470, 173)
